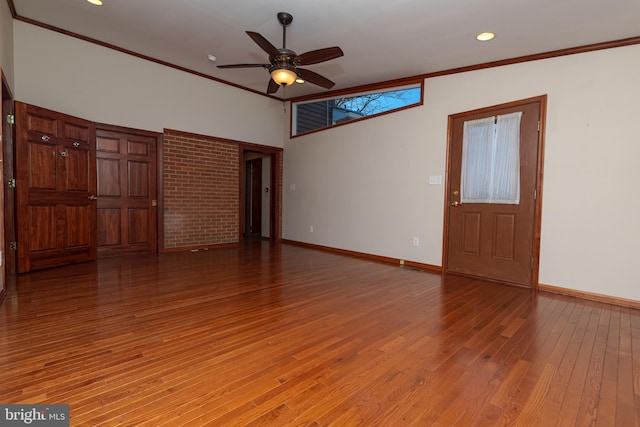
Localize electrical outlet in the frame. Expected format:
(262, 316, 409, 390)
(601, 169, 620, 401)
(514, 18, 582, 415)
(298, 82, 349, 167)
(412, 237, 420, 246)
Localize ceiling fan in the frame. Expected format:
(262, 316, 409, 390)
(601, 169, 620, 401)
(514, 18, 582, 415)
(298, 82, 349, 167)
(217, 12, 344, 94)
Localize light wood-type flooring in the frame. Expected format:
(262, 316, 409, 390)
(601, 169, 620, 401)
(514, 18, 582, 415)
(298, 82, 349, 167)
(0, 242, 638, 426)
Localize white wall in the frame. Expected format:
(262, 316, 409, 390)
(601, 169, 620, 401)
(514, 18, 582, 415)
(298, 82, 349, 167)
(283, 44, 640, 302)
(13, 21, 283, 147)
(0, 0, 14, 89)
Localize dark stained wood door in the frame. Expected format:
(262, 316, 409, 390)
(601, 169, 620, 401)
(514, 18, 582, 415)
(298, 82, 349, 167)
(15, 102, 97, 272)
(245, 158, 262, 236)
(446, 99, 542, 286)
(96, 127, 157, 257)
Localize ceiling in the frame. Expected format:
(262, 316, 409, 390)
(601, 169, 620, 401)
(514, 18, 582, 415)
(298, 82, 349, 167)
(11, 0, 640, 99)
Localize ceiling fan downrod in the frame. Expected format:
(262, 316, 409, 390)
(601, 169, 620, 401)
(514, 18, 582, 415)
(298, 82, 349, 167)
(277, 12, 293, 49)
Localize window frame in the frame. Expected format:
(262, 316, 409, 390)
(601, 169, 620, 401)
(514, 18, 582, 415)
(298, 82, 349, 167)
(290, 78, 424, 138)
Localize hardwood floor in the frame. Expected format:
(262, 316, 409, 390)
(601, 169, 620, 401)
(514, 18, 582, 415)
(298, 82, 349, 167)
(0, 242, 638, 426)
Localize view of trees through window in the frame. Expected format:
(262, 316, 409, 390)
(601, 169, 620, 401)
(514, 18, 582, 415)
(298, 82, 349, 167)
(293, 84, 422, 136)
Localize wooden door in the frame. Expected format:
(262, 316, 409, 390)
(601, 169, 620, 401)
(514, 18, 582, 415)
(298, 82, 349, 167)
(96, 127, 157, 257)
(245, 158, 262, 236)
(445, 98, 543, 286)
(15, 102, 97, 272)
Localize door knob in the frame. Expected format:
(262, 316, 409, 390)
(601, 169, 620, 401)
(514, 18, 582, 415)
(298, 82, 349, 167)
(88, 195, 98, 201)
(450, 201, 460, 207)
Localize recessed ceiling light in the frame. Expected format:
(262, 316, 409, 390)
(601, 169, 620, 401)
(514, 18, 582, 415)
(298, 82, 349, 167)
(295, 78, 305, 84)
(476, 32, 495, 41)
(87, 0, 103, 5)
(207, 55, 217, 62)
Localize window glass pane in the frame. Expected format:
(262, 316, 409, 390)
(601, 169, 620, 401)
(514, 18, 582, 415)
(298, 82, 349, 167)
(293, 84, 421, 135)
(461, 112, 522, 204)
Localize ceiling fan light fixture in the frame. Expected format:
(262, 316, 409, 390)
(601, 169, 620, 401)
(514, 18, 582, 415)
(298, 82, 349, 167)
(86, 0, 103, 5)
(270, 67, 297, 86)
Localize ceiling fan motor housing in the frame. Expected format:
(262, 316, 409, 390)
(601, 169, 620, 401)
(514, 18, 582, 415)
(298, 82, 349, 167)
(271, 48, 297, 65)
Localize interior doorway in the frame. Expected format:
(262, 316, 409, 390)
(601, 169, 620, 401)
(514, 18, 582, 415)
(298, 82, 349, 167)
(444, 95, 546, 287)
(243, 151, 272, 241)
(245, 157, 262, 237)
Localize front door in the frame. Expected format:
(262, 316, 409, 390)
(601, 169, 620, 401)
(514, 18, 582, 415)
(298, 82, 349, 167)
(445, 97, 544, 287)
(15, 102, 97, 272)
(96, 126, 158, 257)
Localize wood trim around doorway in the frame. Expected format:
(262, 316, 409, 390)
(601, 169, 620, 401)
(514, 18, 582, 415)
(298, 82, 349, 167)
(239, 143, 283, 243)
(1, 71, 15, 277)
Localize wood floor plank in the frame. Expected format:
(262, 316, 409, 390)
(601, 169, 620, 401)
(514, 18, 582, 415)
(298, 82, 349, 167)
(575, 305, 611, 426)
(0, 243, 638, 426)
(616, 309, 636, 427)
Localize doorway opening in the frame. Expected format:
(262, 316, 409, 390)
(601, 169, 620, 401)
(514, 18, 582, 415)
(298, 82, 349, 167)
(241, 147, 281, 243)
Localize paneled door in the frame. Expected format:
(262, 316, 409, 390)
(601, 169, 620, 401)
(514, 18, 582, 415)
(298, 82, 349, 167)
(445, 97, 544, 287)
(96, 126, 158, 257)
(15, 102, 97, 272)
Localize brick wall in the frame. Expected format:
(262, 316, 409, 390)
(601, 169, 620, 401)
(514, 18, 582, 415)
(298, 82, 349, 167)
(163, 130, 240, 249)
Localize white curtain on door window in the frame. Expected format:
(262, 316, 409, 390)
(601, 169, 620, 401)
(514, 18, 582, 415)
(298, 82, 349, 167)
(461, 111, 522, 204)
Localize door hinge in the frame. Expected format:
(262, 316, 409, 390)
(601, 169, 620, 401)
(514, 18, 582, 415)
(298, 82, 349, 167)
(9, 241, 17, 250)
(537, 120, 540, 132)
(6, 114, 14, 125)
(8, 178, 16, 188)
(533, 189, 537, 200)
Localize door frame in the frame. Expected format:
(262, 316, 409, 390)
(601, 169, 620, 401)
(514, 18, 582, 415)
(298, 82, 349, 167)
(442, 95, 547, 288)
(2, 71, 14, 278)
(1, 70, 13, 299)
(239, 143, 282, 243)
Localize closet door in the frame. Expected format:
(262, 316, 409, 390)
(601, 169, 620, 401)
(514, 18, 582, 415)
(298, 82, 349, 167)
(15, 102, 97, 272)
(96, 126, 158, 257)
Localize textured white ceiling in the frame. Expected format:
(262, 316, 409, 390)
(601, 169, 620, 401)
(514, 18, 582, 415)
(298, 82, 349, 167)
(12, 0, 640, 99)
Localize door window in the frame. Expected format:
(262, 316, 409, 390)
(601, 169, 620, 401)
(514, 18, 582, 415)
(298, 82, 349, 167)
(461, 112, 522, 204)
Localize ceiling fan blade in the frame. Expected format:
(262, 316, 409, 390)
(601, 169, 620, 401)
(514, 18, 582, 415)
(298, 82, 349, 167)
(246, 31, 280, 57)
(267, 79, 280, 94)
(217, 64, 270, 69)
(296, 68, 336, 89)
(295, 47, 344, 66)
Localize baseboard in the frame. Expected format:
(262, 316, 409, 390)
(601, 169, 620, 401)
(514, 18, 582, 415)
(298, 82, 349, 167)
(539, 283, 640, 310)
(162, 242, 239, 253)
(281, 239, 442, 273)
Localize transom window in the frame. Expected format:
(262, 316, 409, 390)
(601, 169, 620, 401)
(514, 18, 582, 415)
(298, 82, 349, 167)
(292, 83, 423, 136)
